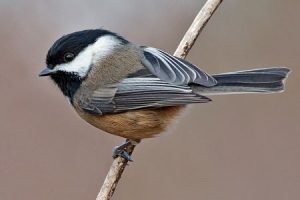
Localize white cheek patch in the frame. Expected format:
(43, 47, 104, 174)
(92, 34, 122, 62)
(54, 35, 122, 78)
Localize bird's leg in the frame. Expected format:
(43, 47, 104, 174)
(112, 139, 139, 161)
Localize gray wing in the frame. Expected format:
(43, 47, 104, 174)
(141, 47, 217, 86)
(80, 77, 211, 114)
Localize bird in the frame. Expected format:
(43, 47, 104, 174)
(39, 29, 290, 160)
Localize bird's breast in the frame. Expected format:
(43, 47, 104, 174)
(73, 105, 184, 140)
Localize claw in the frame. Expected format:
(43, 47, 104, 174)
(113, 149, 133, 161)
(112, 139, 136, 161)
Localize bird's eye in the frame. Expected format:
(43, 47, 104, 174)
(63, 52, 75, 62)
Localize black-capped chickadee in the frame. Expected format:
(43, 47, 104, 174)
(39, 29, 290, 160)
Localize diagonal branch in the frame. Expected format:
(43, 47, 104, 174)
(174, 0, 223, 59)
(96, 0, 223, 199)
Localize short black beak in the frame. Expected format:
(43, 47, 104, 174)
(39, 68, 55, 77)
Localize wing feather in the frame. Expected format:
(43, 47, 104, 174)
(142, 47, 217, 86)
(79, 78, 210, 114)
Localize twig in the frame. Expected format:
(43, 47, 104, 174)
(174, 0, 223, 59)
(96, 0, 223, 199)
(96, 144, 135, 200)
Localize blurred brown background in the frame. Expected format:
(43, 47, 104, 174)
(0, 0, 299, 199)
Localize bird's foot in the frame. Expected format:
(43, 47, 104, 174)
(112, 139, 139, 161)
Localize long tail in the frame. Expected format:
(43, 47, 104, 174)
(193, 67, 290, 96)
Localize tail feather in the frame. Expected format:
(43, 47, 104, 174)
(193, 67, 290, 95)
